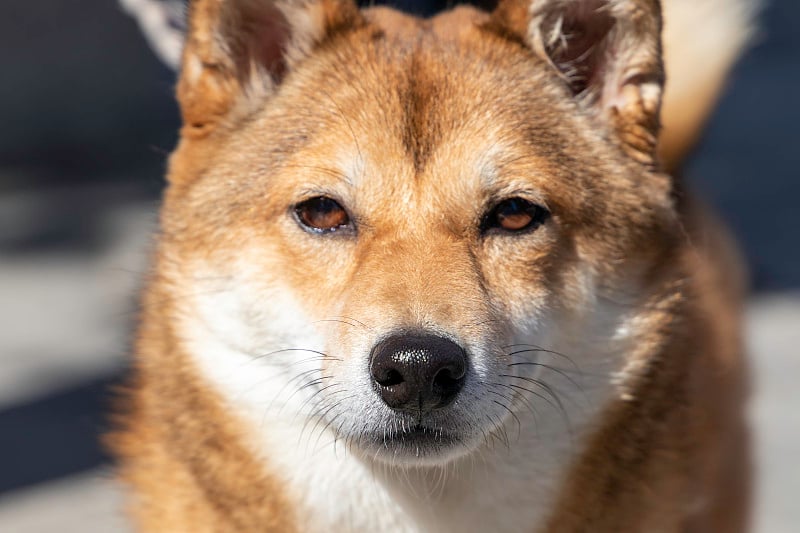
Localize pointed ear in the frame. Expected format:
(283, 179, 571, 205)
(177, 0, 363, 138)
(489, 0, 664, 167)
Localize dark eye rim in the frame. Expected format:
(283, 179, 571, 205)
(292, 195, 355, 235)
(480, 197, 551, 235)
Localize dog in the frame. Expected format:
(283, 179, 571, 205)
(110, 0, 756, 530)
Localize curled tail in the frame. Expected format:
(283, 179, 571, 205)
(659, 0, 760, 171)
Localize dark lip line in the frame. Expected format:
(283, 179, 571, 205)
(361, 426, 459, 444)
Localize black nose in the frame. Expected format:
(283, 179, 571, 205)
(370, 333, 467, 414)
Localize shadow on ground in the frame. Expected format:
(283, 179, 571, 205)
(0, 370, 125, 494)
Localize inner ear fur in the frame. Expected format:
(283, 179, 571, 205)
(177, 0, 363, 139)
(489, 0, 665, 167)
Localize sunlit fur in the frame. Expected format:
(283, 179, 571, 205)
(110, 1, 754, 531)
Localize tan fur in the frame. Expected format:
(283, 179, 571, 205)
(542, 200, 751, 532)
(111, 0, 753, 530)
(108, 284, 296, 532)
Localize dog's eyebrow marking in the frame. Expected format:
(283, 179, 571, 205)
(475, 139, 507, 186)
(476, 139, 546, 186)
(334, 147, 366, 188)
(280, 164, 355, 187)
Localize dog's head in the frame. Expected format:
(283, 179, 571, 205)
(161, 0, 683, 465)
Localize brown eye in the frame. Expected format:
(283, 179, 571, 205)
(294, 196, 351, 233)
(482, 197, 549, 234)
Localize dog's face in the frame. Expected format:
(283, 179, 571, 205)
(162, 1, 680, 465)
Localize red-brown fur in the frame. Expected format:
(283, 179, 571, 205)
(110, 0, 752, 530)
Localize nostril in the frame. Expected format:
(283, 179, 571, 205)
(377, 368, 404, 387)
(434, 368, 457, 387)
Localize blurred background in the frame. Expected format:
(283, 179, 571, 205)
(0, 1, 797, 531)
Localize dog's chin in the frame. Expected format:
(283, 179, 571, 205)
(352, 424, 478, 466)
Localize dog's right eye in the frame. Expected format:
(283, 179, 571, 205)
(481, 197, 550, 234)
(294, 196, 352, 234)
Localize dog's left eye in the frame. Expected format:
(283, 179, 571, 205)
(294, 196, 351, 233)
(482, 197, 549, 234)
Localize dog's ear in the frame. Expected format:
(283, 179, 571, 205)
(488, 0, 664, 167)
(177, 0, 363, 138)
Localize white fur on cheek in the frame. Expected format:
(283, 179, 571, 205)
(174, 254, 640, 533)
(175, 258, 413, 531)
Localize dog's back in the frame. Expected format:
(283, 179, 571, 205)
(111, 1, 756, 531)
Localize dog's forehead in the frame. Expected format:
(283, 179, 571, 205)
(364, 5, 490, 40)
(271, 7, 590, 192)
(225, 4, 634, 228)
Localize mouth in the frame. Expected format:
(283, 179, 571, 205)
(359, 423, 466, 462)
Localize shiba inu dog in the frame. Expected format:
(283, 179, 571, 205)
(111, 0, 756, 531)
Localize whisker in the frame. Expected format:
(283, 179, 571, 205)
(251, 347, 339, 362)
(486, 413, 510, 453)
(313, 317, 373, 331)
(502, 345, 580, 369)
(300, 388, 349, 446)
(500, 374, 569, 414)
(495, 381, 565, 423)
(491, 399, 521, 442)
(311, 399, 354, 454)
(486, 383, 539, 427)
(506, 359, 611, 381)
(264, 367, 325, 413)
(320, 88, 364, 171)
(278, 375, 336, 415)
(294, 382, 343, 423)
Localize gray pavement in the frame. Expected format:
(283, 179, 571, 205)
(0, 193, 797, 532)
(0, 469, 129, 533)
